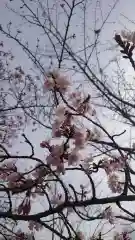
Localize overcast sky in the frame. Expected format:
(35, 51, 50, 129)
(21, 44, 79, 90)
(1, 0, 135, 239)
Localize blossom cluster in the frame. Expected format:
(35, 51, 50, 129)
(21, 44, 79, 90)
(0, 68, 131, 237)
(28, 220, 43, 232)
(14, 229, 36, 240)
(102, 206, 115, 224)
(102, 155, 128, 193)
(43, 69, 127, 198)
(0, 161, 33, 190)
(0, 161, 21, 186)
(41, 69, 98, 173)
(44, 69, 70, 93)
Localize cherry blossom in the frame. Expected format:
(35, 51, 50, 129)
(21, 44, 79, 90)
(44, 69, 70, 92)
(69, 91, 82, 107)
(56, 162, 65, 174)
(102, 155, 128, 174)
(5, 161, 16, 170)
(40, 140, 50, 148)
(28, 221, 43, 231)
(41, 70, 98, 174)
(52, 120, 63, 137)
(46, 144, 64, 166)
(102, 207, 115, 224)
(55, 104, 66, 119)
(82, 156, 93, 170)
(52, 111, 73, 138)
(108, 173, 123, 193)
(44, 75, 55, 89)
(73, 127, 88, 148)
(69, 92, 93, 115)
(15, 229, 33, 240)
(0, 43, 134, 240)
(68, 148, 82, 165)
(7, 172, 20, 182)
(32, 164, 46, 178)
(0, 163, 21, 186)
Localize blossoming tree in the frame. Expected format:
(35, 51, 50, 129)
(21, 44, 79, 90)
(0, 0, 135, 239)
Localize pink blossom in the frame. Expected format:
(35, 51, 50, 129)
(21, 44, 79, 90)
(6, 161, 16, 170)
(103, 155, 127, 174)
(69, 92, 93, 114)
(102, 207, 115, 224)
(82, 156, 93, 170)
(15, 231, 25, 240)
(69, 91, 82, 108)
(77, 97, 91, 114)
(7, 172, 20, 182)
(63, 113, 73, 126)
(55, 75, 70, 92)
(15, 229, 31, 240)
(52, 128, 62, 138)
(28, 221, 43, 231)
(8, 180, 22, 188)
(57, 162, 65, 174)
(108, 173, 123, 193)
(32, 164, 46, 178)
(78, 103, 91, 114)
(50, 144, 64, 158)
(68, 148, 82, 165)
(46, 153, 60, 166)
(46, 144, 64, 166)
(52, 120, 62, 137)
(44, 70, 70, 92)
(73, 127, 88, 148)
(103, 157, 118, 174)
(70, 91, 90, 113)
(55, 105, 66, 119)
(44, 77, 55, 90)
(0, 172, 8, 180)
(40, 140, 50, 148)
